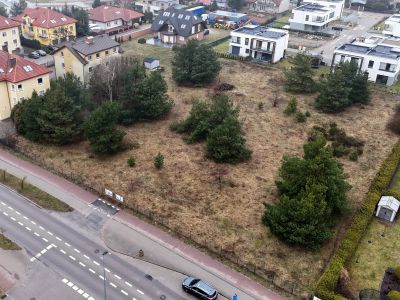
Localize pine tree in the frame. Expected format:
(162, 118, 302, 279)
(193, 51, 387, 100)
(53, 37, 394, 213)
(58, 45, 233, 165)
(172, 40, 220, 85)
(92, 0, 102, 8)
(0, 7, 8, 18)
(284, 54, 315, 93)
(315, 68, 351, 113)
(263, 135, 351, 248)
(19, 92, 43, 142)
(84, 102, 125, 154)
(227, 0, 244, 9)
(349, 71, 370, 104)
(206, 114, 252, 164)
(10, 0, 27, 17)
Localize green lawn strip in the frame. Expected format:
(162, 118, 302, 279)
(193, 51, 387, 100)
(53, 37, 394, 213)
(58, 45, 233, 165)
(0, 170, 72, 212)
(213, 40, 230, 53)
(0, 233, 21, 250)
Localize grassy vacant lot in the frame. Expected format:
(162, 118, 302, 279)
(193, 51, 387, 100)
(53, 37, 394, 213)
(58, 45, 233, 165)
(14, 36, 400, 293)
(0, 170, 72, 212)
(0, 234, 20, 250)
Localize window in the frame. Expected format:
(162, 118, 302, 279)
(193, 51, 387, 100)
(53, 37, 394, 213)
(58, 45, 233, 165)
(11, 84, 15, 91)
(88, 55, 92, 60)
(168, 25, 174, 32)
(379, 62, 396, 72)
(245, 49, 249, 54)
(198, 24, 201, 31)
(180, 24, 186, 29)
(231, 36, 241, 44)
(37, 77, 43, 85)
(13, 39, 17, 44)
(245, 38, 249, 45)
(89, 67, 93, 72)
(17, 84, 22, 91)
(340, 55, 345, 63)
(2, 32, 6, 37)
(368, 60, 374, 68)
(62, 63, 65, 69)
(179, 36, 184, 41)
(61, 51, 64, 57)
(107, 22, 110, 27)
(114, 20, 118, 24)
(105, 50, 109, 56)
(329, 12, 334, 19)
(96, 53, 100, 59)
(113, 47, 116, 53)
(305, 15, 309, 21)
(12, 29, 16, 35)
(70, 26, 73, 31)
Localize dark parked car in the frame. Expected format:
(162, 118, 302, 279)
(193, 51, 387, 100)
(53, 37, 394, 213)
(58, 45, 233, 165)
(182, 277, 218, 300)
(28, 51, 40, 59)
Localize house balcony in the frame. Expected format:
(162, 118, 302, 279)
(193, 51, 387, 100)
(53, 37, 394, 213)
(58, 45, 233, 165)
(250, 46, 273, 54)
(160, 30, 177, 36)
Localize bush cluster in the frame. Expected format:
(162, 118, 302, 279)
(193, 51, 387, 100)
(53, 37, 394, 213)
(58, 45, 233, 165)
(315, 141, 400, 299)
(387, 105, 400, 135)
(171, 94, 251, 164)
(138, 38, 146, 44)
(154, 153, 164, 169)
(389, 291, 400, 300)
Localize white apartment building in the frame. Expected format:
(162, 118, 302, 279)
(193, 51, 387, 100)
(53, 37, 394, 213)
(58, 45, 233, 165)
(229, 25, 289, 63)
(383, 14, 400, 38)
(332, 37, 400, 86)
(135, 0, 179, 15)
(289, 0, 344, 32)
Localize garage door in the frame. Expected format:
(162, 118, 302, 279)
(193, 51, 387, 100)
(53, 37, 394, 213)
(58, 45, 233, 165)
(378, 207, 393, 221)
(231, 46, 240, 55)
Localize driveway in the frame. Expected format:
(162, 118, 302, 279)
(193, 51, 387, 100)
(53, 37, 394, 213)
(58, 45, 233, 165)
(311, 10, 390, 65)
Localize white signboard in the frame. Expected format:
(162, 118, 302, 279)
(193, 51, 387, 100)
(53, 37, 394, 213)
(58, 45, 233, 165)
(115, 194, 124, 203)
(105, 189, 113, 197)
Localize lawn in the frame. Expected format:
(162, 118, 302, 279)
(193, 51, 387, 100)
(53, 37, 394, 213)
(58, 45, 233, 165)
(0, 170, 72, 212)
(0, 234, 20, 250)
(13, 37, 400, 295)
(213, 39, 230, 53)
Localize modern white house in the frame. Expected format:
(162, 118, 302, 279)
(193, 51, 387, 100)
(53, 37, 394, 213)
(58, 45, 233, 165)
(383, 14, 400, 38)
(289, 0, 344, 32)
(246, 0, 290, 14)
(229, 25, 289, 63)
(332, 36, 400, 86)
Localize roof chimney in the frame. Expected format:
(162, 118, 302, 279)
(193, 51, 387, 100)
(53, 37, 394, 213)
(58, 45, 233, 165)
(9, 57, 16, 68)
(85, 36, 94, 44)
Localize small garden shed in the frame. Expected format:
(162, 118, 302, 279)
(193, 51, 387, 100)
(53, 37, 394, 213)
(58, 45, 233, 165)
(144, 57, 160, 71)
(376, 196, 400, 222)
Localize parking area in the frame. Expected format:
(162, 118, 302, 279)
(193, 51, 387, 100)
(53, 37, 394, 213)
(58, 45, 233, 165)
(309, 10, 390, 65)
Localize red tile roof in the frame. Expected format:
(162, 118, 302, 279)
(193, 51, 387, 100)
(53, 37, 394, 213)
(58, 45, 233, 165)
(0, 51, 51, 83)
(88, 5, 143, 23)
(0, 16, 20, 31)
(12, 7, 76, 29)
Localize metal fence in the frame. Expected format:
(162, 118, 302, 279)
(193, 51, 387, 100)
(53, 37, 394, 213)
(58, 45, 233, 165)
(3, 142, 306, 298)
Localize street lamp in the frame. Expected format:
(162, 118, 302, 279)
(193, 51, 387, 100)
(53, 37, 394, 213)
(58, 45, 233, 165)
(101, 251, 109, 300)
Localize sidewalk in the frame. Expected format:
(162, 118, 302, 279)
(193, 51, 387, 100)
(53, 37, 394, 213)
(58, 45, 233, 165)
(0, 148, 286, 300)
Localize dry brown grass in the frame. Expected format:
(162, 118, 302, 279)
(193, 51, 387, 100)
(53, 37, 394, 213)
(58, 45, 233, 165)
(16, 52, 400, 293)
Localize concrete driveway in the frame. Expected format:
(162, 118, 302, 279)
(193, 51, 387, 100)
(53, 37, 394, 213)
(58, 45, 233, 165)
(311, 10, 390, 65)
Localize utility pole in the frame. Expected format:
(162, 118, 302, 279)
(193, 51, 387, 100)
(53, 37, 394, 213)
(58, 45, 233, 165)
(102, 251, 109, 300)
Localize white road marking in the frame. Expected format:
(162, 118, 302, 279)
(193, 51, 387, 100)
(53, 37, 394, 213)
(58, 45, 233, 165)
(84, 255, 90, 259)
(77, 289, 84, 294)
(2, 212, 8, 216)
(74, 248, 80, 253)
(31, 244, 54, 262)
(15, 211, 20, 215)
(39, 226, 44, 230)
(10, 217, 16, 221)
(40, 249, 47, 254)
(79, 262, 86, 267)
(125, 281, 132, 287)
(99, 275, 105, 280)
(72, 286, 78, 291)
(89, 268, 95, 274)
(31, 221, 36, 225)
(67, 282, 74, 287)
(56, 236, 62, 241)
(83, 293, 89, 298)
(23, 216, 28, 220)
(88, 297, 94, 300)
(121, 290, 128, 296)
(47, 231, 53, 236)
(110, 282, 117, 288)
(105, 268, 110, 273)
(93, 260, 100, 266)
(0, 201, 4, 205)
(114, 274, 121, 280)
(7, 206, 13, 210)
(60, 249, 66, 254)
(42, 237, 48, 242)
(62, 278, 68, 283)
(65, 242, 71, 247)
(18, 221, 23, 226)
(136, 289, 144, 295)
(25, 226, 31, 231)
(34, 232, 40, 237)
(69, 255, 76, 261)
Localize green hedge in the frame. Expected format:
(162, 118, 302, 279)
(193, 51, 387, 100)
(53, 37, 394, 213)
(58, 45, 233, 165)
(214, 51, 251, 61)
(315, 141, 400, 299)
(389, 291, 400, 300)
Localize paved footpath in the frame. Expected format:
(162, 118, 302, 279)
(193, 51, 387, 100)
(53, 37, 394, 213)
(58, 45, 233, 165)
(0, 148, 286, 300)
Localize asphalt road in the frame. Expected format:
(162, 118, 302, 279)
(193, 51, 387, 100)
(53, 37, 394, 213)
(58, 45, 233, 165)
(0, 183, 186, 300)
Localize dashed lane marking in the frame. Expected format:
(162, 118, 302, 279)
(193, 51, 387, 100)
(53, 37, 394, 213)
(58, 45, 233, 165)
(39, 226, 44, 230)
(114, 274, 121, 280)
(99, 275, 104, 280)
(18, 221, 23, 226)
(65, 242, 71, 247)
(25, 226, 31, 231)
(31, 221, 36, 225)
(89, 268, 95, 274)
(121, 290, 128, 296)
(74, 248, 80, 253)
(31, 244, 54, 262)
(110, 282, 117, 288)
(56, 236, 62, 241)
(93, 260, 100, 266)
(137, 289, 144, 295)
(79, 262, 86, 267)
(125, 281, 132, 287)
(42, 237, 48, 242)
(105, 268, 110, 273)
(15, 211, 20, 215)
(23, 216, 28, 220)
(60, 249, 66, 254)
(10, 217, 16, 221)
(69, 255, 76, 261)
(2, 212, 8, 216)
(47, 231, 53, 236)
(34, 232, 40, 237)
(84, 255, 90, 260)
(7, 206, 13, 210)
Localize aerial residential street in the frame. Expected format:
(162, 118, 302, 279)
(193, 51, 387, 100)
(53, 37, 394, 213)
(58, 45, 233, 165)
(0, 149, 283, 300)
